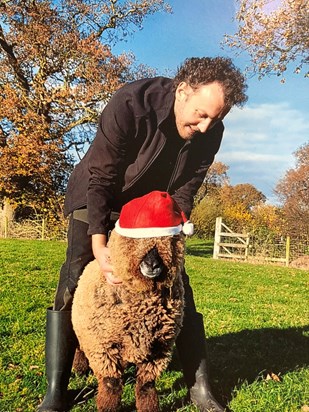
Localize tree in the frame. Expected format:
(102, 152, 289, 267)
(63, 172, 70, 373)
(251, 203, 285, 237)
(194, 161, 230, 205)
(224, 0, 309, 79)
(218, 183, 266, 232)
(220, 183, 266, 211)
(191, 193, 223, 238)
(191, 182, 266, 237)
(275, 142, 309, 236)
(0, 0, 170, 216)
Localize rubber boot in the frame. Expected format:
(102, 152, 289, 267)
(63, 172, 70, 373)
(38, 308, 78, 412)
(176, 312, 225, 412)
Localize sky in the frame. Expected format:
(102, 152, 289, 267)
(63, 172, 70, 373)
(112, 0, 309, 204)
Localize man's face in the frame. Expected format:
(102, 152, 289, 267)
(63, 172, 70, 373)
(174, 81, 229, 140)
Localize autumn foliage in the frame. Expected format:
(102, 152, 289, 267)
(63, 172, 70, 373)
(224, 0, 309, 79)
(0, 0, 170, 217)
(191, 144, 309, 241)
(191, 162, 268, 237)
(275, 142, 309, 236)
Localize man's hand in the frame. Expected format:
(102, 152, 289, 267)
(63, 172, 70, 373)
(92, 234, 122, 285)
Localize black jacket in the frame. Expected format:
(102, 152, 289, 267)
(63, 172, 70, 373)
(64, 77, 224, 235)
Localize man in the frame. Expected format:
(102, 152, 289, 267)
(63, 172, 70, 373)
(38, 57, 248, 412)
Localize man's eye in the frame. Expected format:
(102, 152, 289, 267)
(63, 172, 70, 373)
(196, 110, 206, 119)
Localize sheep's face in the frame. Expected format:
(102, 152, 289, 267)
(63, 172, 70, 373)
(139, 247, 165, 279)
(107, 230, 185, 292)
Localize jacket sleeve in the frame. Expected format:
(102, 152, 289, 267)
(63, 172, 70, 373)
(172, 123, 224, 218)
(86, 90, 135, 235)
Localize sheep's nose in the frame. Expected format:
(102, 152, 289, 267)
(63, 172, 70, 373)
(140, 247, 164, 278)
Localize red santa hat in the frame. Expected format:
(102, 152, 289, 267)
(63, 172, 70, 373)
(114, 191, 194, 238)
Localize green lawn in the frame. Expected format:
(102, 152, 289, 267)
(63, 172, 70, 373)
(0, 238, 308, 411)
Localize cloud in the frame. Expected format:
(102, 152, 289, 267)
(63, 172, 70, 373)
(220, 151, 283, 163)
(216, 102, 309, 202)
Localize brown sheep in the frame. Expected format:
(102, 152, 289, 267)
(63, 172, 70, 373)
(71, 191, 191, 412)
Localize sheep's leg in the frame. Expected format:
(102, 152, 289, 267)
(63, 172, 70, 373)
(96, 376, 123, 412)
(135, 379, 159, 412)
(73, 347, 89, 375)
(86, 341, 124, 411)
(135, 366, 159, 412)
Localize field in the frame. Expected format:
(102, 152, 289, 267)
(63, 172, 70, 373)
(0, 238, 308, 412)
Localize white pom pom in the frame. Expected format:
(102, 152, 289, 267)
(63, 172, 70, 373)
(182, 221, 194, 236)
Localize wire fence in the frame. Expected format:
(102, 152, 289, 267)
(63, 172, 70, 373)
(0, 216, 68, 241)
(213, 217, 309, 268)
(1, 216, 309, 269)
(249, 233, 309, 266)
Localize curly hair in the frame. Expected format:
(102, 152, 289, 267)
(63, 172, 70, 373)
(173, 57, 248, 108)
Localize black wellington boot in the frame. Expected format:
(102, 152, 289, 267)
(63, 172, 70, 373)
(176, 312, 225, 412)
(38, 308, 78, 412)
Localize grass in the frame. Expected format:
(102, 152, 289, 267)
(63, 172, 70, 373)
(0, 237, 308, 411)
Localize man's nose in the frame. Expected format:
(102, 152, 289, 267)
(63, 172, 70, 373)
(197, 118, 212, 133)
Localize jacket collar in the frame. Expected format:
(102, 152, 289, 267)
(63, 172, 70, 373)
(154, 78, 176, 127)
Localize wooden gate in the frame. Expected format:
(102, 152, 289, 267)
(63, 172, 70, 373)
(213, 217, 250, 261)
(213, 217, 290, 266)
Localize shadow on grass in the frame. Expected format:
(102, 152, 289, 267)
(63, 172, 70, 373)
(71, 326, 308, 411)
(169, 325, 309, 410)
(186, 239, 214, 258)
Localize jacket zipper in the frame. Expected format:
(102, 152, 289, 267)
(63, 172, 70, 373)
(122, 138, 166, 192)
(166, 141, 190, 192)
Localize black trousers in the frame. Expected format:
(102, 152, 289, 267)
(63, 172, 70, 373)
(53, 212, 198, 320)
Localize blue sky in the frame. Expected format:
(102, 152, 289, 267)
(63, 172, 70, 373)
(113, 0, 309, 204)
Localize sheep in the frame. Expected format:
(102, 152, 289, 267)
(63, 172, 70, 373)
(71, 191, 191, 412)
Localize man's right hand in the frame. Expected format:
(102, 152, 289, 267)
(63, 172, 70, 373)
(92, 234, 122, 285)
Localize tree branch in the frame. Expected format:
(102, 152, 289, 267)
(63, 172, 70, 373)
(0, 124, 7, 147)
(0, 24, 30, 92)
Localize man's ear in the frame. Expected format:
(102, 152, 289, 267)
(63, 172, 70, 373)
(175, 82, 192, 102)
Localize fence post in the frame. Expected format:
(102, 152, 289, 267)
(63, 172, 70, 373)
(285, 236, 290, 266)
(213, 217, 222, 259)
(245, 234, 250, 261)
(4, 216, 8, 238)
(41, 217, 46, 240)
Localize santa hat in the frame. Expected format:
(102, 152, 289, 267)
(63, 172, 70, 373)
(114, 191, 194, 238)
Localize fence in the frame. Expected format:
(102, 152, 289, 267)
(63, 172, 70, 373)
(1, 215, 308, 267)
(0, 216, 67, 241)
(213, 217, 302, 267)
